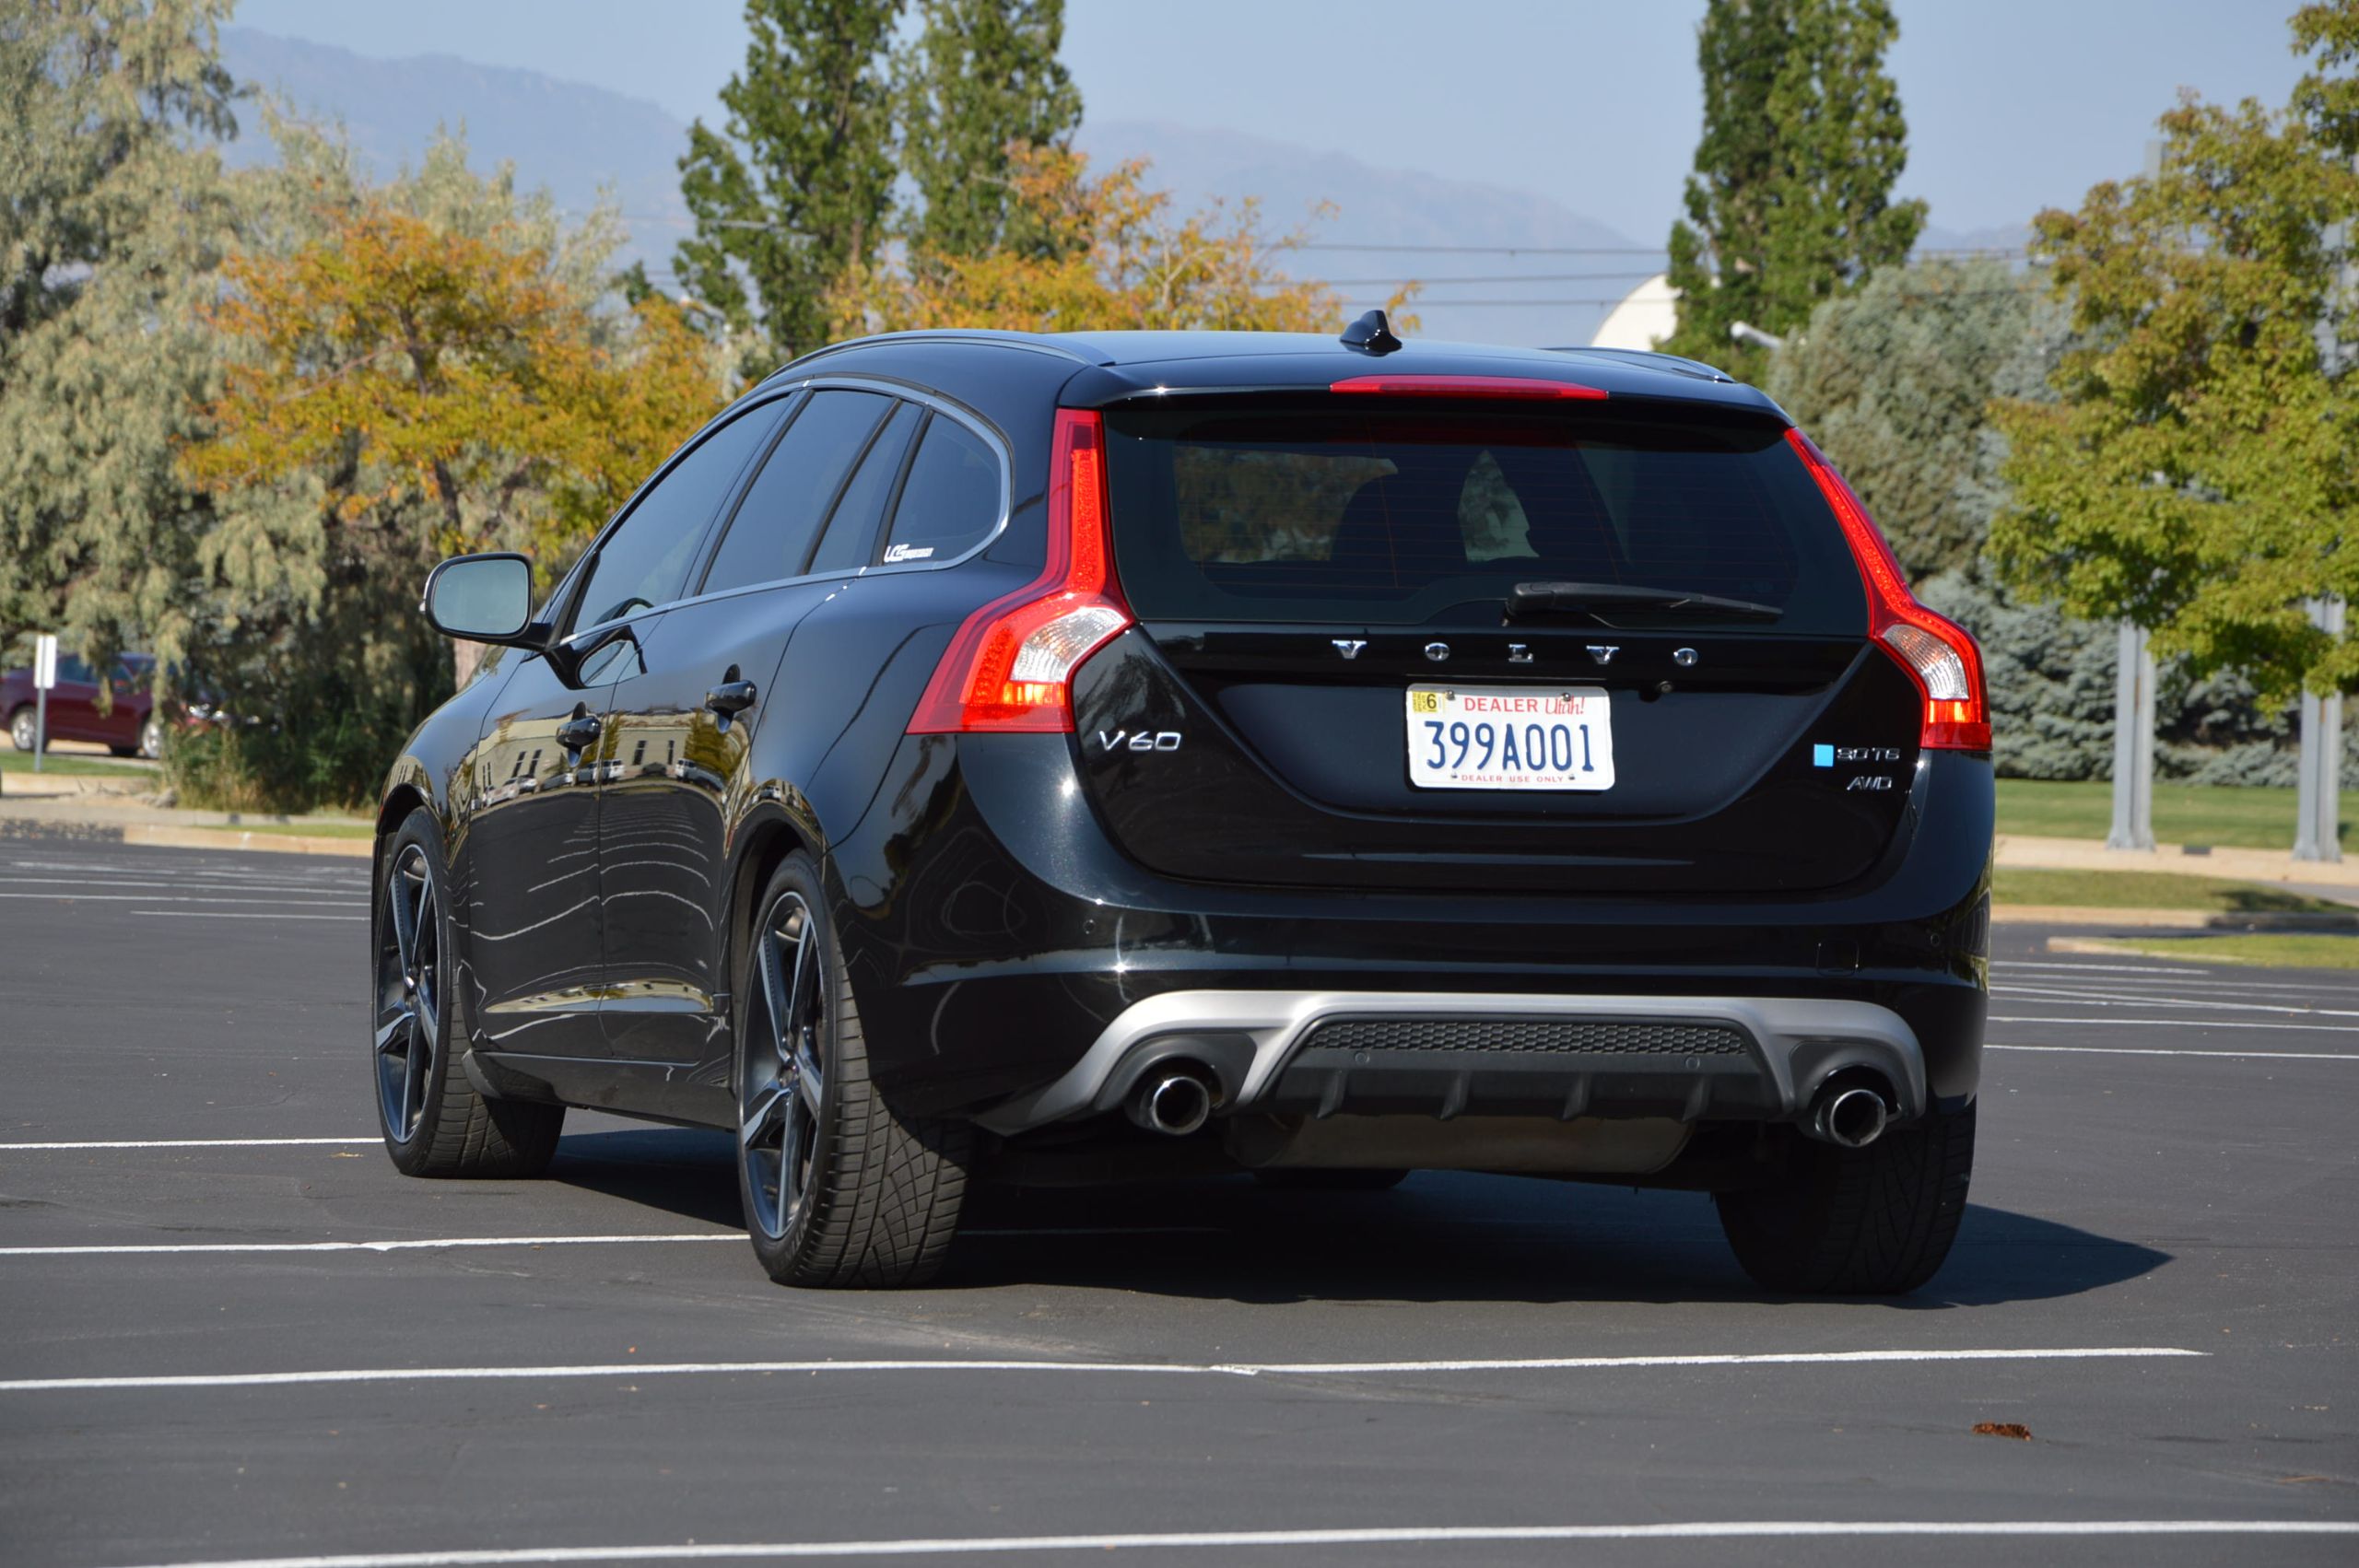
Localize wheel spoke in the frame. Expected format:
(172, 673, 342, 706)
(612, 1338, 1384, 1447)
(385, 873, 417, 976)
(373, 1011, 411, 1055)
(784, 917, 817, 1031)
(755, 927, 791, 1053)
(399, 1018, 425, 1133)
(792, 1038, 824, 1117)
(739, 1083, 786, 1151)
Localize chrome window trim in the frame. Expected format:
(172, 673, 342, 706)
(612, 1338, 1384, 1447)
(555, 386, 805, 644)
(671, 375, 1015, 607)
(545, 375, 1014, 649)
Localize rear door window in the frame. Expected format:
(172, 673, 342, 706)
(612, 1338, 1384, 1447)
(1100, 405, 1864, 631)
(808, 400, 922, 577)
(879, 415, 1002, 565)
(700, 391, 888, 592)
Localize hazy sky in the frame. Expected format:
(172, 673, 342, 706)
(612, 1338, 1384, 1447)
(229, 0, 2310, 242)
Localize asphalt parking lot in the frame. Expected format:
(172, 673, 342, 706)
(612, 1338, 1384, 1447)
(1, 837, 2353, 1566)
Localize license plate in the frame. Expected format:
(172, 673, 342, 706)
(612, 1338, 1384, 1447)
(1404, 685, 1615, 791)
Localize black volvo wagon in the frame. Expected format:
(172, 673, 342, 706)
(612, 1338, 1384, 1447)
(373, 320, 1991, 1293)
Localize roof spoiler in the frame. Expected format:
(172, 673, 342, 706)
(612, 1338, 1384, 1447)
(1541, 345, 1735, 384)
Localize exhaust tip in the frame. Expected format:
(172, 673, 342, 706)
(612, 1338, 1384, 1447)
(1129, 1069, 1214, 1137)
(1812, 1084, 1890, 1149)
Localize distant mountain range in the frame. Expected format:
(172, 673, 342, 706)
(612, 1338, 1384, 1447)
(214, 27, 2024, 351)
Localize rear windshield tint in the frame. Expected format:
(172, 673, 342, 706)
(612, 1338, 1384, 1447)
(1100, 405, 1864, 630)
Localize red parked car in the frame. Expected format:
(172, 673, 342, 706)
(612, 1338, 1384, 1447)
(3, 651, 171, 758)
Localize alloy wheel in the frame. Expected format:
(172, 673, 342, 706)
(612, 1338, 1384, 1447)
(139, 718, 163, 759)
(373, 844, 440, 1142)
(9, 709, 31, 751)
(740, 890, 827, 1242)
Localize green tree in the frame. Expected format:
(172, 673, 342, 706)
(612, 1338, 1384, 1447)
(674, 0, 901, 369)
(1989, 6, 2359, 705)
(0, 0, 240, 665)
(1663, 0, 1927, 380)
(895, 0, 1082, 259)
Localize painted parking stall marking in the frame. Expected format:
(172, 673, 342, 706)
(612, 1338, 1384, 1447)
(0, 1345, 2207, 1395)
(94, 1518, 2359, 1567)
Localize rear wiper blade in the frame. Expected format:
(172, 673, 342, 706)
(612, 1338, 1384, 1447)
(1505, 579, 1781, 622)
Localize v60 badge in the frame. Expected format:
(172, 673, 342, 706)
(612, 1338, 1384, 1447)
(1097, 730, 1182, 753)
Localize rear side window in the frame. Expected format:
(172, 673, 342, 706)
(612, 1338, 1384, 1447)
(881, 415, 1001, 565)
(701, 391, 888, 593)
(1100, 405, 1864, 630)
(574, 402, 785, 630)
(808, 401, 922, 577)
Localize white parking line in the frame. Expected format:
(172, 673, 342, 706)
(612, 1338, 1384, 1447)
(0, 893, 358, 907)
(0, 1346, 2204, 1394)
(0, 1233, 743, 1257)
(131, 911, 367, 920)
(1989, 1015, 2359, 1036)
(0, 1137, 381, 1152)
(1989, 1042, 2359, 1060)
(98, 1518, 2359, 1567)
(1994, 985, 2359, 1020)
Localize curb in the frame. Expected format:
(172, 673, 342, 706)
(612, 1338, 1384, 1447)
(0, 817, 371, 858)
(1993, 903, 2359, 930)
(2047, 933, 2357, 965)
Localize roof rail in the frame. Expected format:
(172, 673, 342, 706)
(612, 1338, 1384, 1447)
(763, 328, 1098, 384)
(1540, 345, 1736, 384)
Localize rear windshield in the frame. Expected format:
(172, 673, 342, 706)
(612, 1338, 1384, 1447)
(1100, 404, 1864, 630)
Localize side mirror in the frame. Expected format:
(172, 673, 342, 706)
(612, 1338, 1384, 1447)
(421, 554, 539, 644)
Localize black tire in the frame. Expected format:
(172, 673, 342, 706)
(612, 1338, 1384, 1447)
(735, 852, 972, 1288)
(1714, 1103, 1975, 1295)
(372, 809, 564, 1178)
(1253, 1168, 1408, 1192)
(7, 707, 32, 752)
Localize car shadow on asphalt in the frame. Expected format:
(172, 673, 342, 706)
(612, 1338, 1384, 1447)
(543, 1127, 2170, 1309)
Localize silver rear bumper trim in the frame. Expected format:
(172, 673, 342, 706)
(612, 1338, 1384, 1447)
(974, 989, 1923, 1136)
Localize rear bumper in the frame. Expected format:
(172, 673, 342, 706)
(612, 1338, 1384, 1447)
(973, 989, 1923, 1135)
(825, 733, 1992, 1123)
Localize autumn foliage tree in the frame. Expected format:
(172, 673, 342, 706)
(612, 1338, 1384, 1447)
(186, 201, 720, 685)
(829, 146, 1392, 335)
(170, 175, 722, 809)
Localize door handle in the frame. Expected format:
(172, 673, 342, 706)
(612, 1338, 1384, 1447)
(704, 680, 758, 716)
(557, 713, 602, 753)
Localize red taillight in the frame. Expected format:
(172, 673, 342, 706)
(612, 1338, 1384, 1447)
(1329, 374, 1607, 401)
(907, 408, 1132, 734)
(1786, 428, 1992, 752)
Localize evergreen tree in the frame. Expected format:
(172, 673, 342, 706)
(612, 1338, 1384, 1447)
(674, 0, 901, 369)
(1765, 258, 2067, 579)
(1663, 0, 1926, 380)
(896, 0, 1082, 259)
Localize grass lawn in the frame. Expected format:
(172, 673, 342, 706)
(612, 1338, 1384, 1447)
(1991, 867, 2352, 914)
(0, 747, 150, 778)
(205, 819, 374, 839)
(1996, 778, 2359, 851)
(2080, 933, 2359, 969)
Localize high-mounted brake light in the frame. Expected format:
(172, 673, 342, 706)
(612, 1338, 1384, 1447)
(1787, 428, 1991, 751)
(907, 409, 1132, 734)
(1330, 374, 1608, 401)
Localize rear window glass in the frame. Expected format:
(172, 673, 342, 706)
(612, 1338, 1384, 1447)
(882, 415, 1001, 565)
(1100, 406, 1864, 630)
(808, 400, 922, 577)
